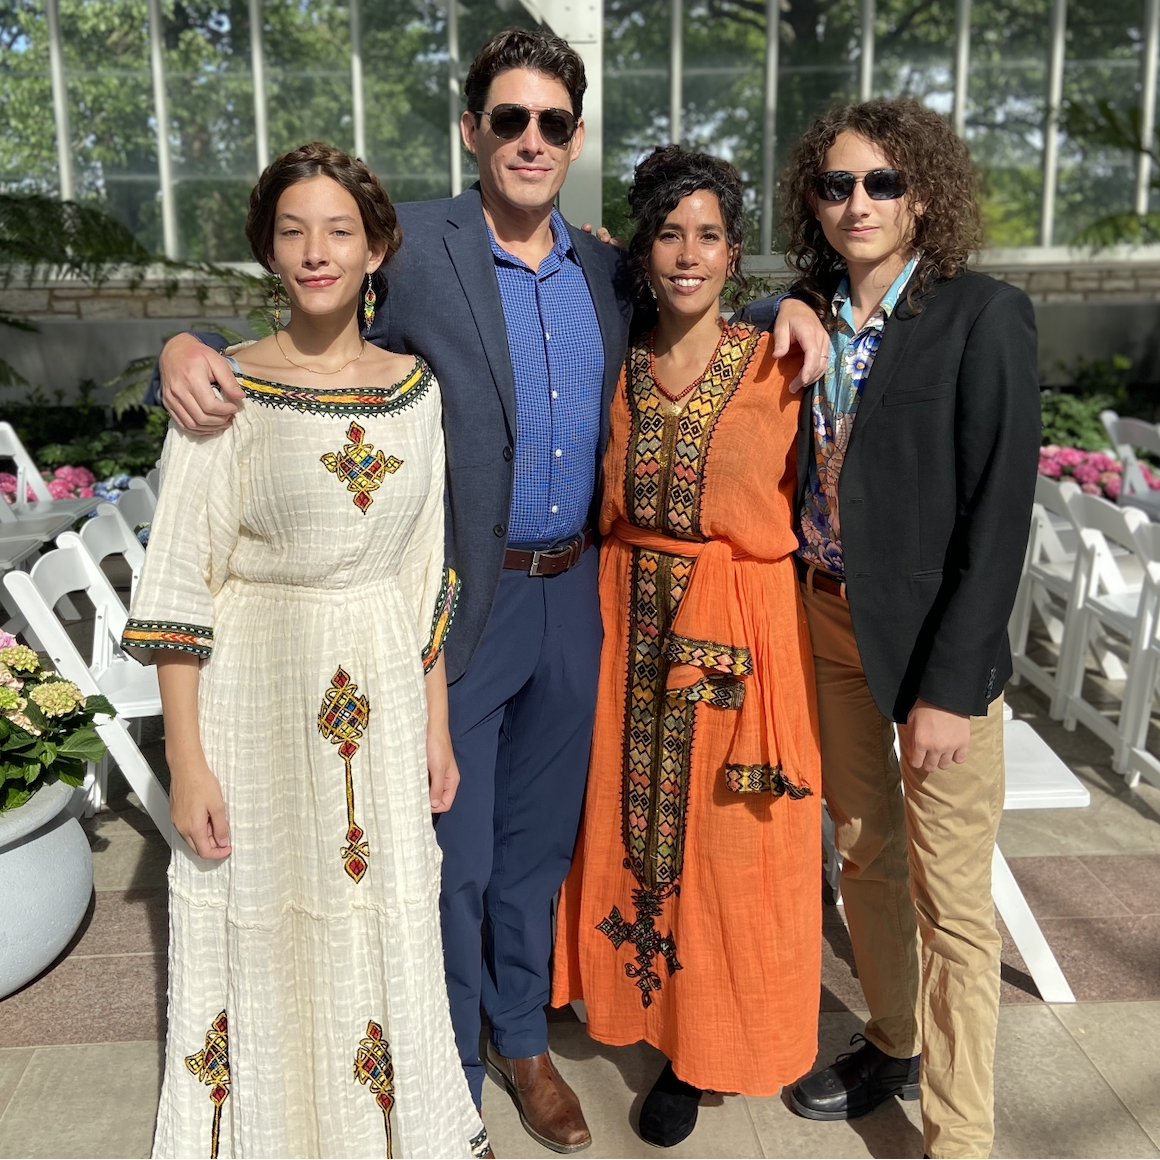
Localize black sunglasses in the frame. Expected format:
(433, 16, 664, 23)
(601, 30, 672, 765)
(814, 169, 907, 202)
(475, 104, 578, 147)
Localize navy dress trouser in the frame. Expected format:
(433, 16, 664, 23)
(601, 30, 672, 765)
(436, 546, 601, 1106)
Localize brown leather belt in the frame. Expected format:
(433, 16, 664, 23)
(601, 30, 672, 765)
(504, 529, 595, 577)
(795, 555, 847, 600)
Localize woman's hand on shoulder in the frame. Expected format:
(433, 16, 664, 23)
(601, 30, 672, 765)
(169, 758, 232, 859)
(771, 298, 829, 391)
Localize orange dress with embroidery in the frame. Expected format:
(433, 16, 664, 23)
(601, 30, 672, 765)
(552, 322, 822, 1095)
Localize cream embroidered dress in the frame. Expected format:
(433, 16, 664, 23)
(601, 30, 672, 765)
(122, 358, 487, 1160)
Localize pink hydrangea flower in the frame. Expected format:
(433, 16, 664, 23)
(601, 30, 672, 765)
(1038, 457, 1063, 479)
(1057, 447, 1087, 467)
(0, 632, 18, 649)
(0, 473, 17, 494)
(1072, 462, 1100, 485)
(47, 478, 73, 499)
(1081, 482, 1102, 495)
(1084, 452, 1117, 473)
(1099, 472, 1122, 498)
(1042, 445, 1061, 457)
(78, 485, 94, 498)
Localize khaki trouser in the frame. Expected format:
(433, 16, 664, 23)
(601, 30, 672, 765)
(801, 583, 1005, 1160)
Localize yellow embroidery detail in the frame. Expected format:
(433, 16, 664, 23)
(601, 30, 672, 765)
(317, 667, 371, 882)
(321, 421, 402, 513)
(184, 1010, 230, 1159)
(354, 1020, 395, 1156)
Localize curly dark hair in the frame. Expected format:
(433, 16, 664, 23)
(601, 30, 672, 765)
(464, 28, 586, 119)
(245, 141, 403, 273)
(626, 145, 747, 334)
(781, 98, 982, 319)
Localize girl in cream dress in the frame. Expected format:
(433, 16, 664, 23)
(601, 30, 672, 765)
(123, 142, 488, 1160)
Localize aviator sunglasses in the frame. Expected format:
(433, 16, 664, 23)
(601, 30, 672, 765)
(474, 103, 578, 147)
(814, 168, 907, 202)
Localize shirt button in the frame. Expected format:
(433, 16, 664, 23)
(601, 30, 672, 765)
(493, 524, 505, 537)
(551, 390, 558, 400)
(545, 332, 551, 340)
(502, 446, 513, 461)
(551, 504, 559, 513)
(555, 448, 562, 457)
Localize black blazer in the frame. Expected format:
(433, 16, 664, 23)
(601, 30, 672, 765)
(369, 186, 633, 682)
(742, 271, 1040, 721)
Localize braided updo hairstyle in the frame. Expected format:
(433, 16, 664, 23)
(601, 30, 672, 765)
(244, 141, 403, 272)
(626, 145, 747, 335)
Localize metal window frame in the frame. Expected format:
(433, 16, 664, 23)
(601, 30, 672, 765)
(250, 0, 270, 173)
(759, 0, 779, 254)
(1040, 0, 1068, 247)
(146, 0, 178, 258)
(670, 0, 683, 145)
(46, 0, 74, 201)
(1136, 0, 1160, 215)
(953, 0, 972, 138)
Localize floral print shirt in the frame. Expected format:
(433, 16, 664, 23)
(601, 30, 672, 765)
(797, 255, 919, 579)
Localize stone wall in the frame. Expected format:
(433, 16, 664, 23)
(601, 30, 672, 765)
(0, 264, 268, 324)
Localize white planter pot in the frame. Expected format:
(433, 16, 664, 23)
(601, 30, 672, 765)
(0, 779, 93, 999)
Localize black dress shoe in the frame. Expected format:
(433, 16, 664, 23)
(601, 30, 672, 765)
(788, 1034, 920, 1121)
(638, 1060, 702, 1147)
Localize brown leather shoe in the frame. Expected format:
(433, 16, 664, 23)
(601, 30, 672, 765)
(485, 1042, 592, 1153)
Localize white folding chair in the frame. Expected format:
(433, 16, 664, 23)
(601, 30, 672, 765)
(1056, 494, 1153, 756)
(1100, 409, 1160, 520)
(62, 506, 146, 604)
(1113, 559, 1160, 787)
(2, 542, 169, 838)
(145, 466, 160, 495)
(1009, 477, 1082, 708)
(115, 479, 157, 534)
(0, 421, 100, 521)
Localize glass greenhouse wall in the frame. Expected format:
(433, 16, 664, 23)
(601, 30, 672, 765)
(1, 0, 1157, 260)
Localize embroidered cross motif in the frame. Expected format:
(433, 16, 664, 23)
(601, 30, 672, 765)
(184, 1010, 230, 1159)
(597, 883, 682, 1008)
(354, 1020, 396, 1156)
(318, 667, 371, 882)
(320, 421, 402, 512)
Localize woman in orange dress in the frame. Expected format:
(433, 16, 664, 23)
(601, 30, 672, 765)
(552, 146, 822, 1147)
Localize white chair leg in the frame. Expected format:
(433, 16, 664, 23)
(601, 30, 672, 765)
(991, 845, 1076, 1003)
(96, 717, 175, 848)
(1054, 605, 1089, 724)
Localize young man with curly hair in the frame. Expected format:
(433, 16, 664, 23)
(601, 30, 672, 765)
(741, 99, 1040, 1159)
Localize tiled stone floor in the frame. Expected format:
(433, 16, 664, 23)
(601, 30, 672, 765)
(2, 614, 1160, 1156)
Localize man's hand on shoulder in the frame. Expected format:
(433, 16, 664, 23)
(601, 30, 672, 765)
(771, 297, 829, 392)
(160, 332, 245, 434)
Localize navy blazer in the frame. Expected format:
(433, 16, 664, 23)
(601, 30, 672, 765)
(741, 271, 1040, 721)
(368, 185, 633, 682)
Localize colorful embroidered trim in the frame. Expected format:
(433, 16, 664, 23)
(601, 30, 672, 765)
(354, 1020, 395, 1157)
(724, 763, 814, 797)
(237, 358, 433, 416)
(469, 1124, 492, 1158)
(185, 1010, 230, 1159)
(625, 322, 760, 539)
(597, 883, 682, 1008)
(621, 549, 698, 894)
(683, 674, 745, 710)
(122, 618, 213, 658)
(666, 632, 753, 677)
(422, 567, 460, 673)
(317, 667, 371, 883)
(321, 420, 402, 512)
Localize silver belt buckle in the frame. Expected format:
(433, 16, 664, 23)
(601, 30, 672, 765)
(528, 537, 577, 577)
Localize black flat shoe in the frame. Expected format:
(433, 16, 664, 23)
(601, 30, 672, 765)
(788, 1034, 920, 1121)
(638, 1060, 702, 1148)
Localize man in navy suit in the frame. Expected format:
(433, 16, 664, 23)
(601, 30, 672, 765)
(156, 28, 827, 1151)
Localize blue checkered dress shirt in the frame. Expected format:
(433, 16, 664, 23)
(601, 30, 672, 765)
(489, 209, 604, 545)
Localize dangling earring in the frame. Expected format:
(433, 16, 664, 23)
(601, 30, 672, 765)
(362, 274, 377, 332)
(271, 278, 284, 330)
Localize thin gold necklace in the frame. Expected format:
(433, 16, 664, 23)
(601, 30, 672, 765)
(275, 331, 366, 376)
